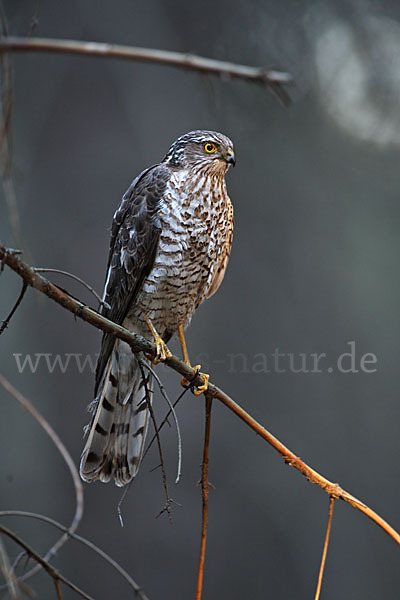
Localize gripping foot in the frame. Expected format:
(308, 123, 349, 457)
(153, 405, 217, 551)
(181, 366, 210, 396)
(178, 324, 210, 395)
(145, 315, 172, 364)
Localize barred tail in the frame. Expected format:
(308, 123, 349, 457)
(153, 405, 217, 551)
(80, 341, 151, 487)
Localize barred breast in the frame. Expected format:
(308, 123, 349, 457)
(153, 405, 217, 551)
(126, 168, 232, 340)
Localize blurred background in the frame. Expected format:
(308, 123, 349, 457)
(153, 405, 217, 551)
(1, 0, 400, 598)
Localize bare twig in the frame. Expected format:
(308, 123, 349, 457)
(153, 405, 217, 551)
(0, 536, 20, 599)
(34, 267, 110, 309)
(140, 360, 182, 484)
(117, 483, 131, 528)
(196, 394, 213, 600)
(0, 11, 26, 257)
(0, 36, 293, 106)
(0, 374, 84, 583)
(1, 245, 399, 546)
(0, 4, 13, 172)
(314, 496, 335, 600)
(0, 525, 94, 600)
(143, 386, 189, 463)
(54, 578, 63, 600)
(0, 281, 27, 335)
(0, 511, 149, 600)
(138, 360, 172, 521)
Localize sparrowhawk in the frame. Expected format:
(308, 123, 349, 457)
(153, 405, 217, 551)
(80, 130, 235, 486)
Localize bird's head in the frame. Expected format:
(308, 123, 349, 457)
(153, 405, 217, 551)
(163, 130, 235, 176)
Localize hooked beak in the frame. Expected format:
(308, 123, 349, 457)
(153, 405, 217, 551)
(225, 150, 236, 167)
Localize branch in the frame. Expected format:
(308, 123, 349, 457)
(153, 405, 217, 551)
(1, 244, 400, 547)
(0, 36, 293, 106)
(0, 535, 20, 599)
(314, 496, 335, 600)
(196, 394, 213, 600)
(0, 525, 94, 600)
(0, 511, 150, 600)
(0, 374, 84, 583)
(0, 280, 26, 334)
(140, 359, 182, 484)
(0, 17, 30, 257)
(137, 359, 172, 521)
(34, 267, 109, 310)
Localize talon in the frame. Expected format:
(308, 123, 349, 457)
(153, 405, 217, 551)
(193, 367, 209, 395)
(180, 364, 200, 389)
(154, 337, 172, 364)
(145, 315, 172, 364)
(181, 365, 209, 395)
(177, 325, 209, 394)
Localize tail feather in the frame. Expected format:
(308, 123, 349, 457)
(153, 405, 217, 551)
(80, 341, 151, 486)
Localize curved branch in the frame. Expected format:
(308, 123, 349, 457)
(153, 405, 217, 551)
(0, 524, 94, 600)
(0, 536, 19, 599)
(0, 511, 149, 600)
(1, 244, 399, 546)
(0, 36, 293, 106)
(0, 280, 26, 335)
(34, 267, 109, 309)
(0, 373, 84, 582)
(140, 359, 182, 484)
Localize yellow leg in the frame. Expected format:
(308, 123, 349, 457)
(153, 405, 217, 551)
(178, 323, 190, 366)
(145, 315, 172, 364)
(178, 324, 209, 396)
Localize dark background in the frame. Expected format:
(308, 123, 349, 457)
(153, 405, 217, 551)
(1, 1, 400, 598)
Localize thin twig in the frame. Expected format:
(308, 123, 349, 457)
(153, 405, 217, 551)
(138, 359, 172, 521)
(0, 511, 149, 600)
(0, 11, 27, 258)
(143, 386, 189, 462)
(0, 281, 27, 334)
(34, 267, 109, 309)
(1, 245, 400, 546)
(0, 374, 84, 584)
(0, 4, 12, 170)
(0, 536, 20, 599)
(0, 12, 33, 264)
(314, 496, 335, 600)
(0, 36, 293, 106)
(140, 360, 182, 484)
(117, 482, 131, 528)
(0, 525, 94, 600)
(54, 578, 63, 600)
(196, 394, 213, 600)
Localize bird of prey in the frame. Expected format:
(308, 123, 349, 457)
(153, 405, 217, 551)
(80, 130, 235, 486)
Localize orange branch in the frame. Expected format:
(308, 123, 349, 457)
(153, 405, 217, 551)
(196, 394, 213, 600)
(1, 245, 399, 547)
(206, 385, 400, 545)
(314, 496, 335, 600)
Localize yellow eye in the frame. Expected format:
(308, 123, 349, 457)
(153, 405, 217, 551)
(204, 143, 217, 153)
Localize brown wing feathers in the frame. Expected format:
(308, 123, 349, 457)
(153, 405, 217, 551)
(95, 165, 170, 393)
